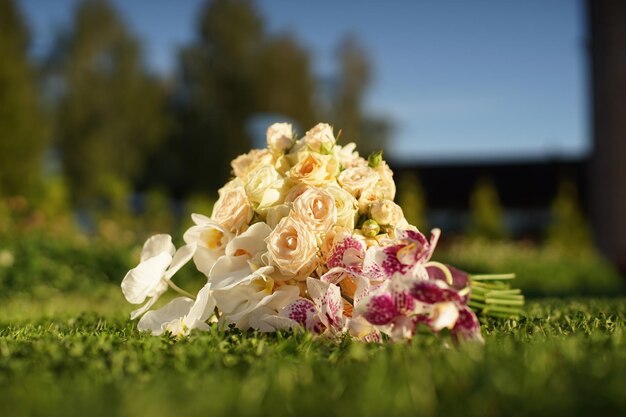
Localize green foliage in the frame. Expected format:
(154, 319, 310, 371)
(332, 36, 390, 155)
(468, 177, 508, 240)
(397, 171, 428, 231)
(256, 34, 318, 128)
(0, 226, 134, 296)
(51, 0, 168, 205)
(172, 0, 266, 193)
(0, 0, 49, 195)
(0, 296, 625, 416)
(436, 238, 623, 296)
(547, 180, 593, 252)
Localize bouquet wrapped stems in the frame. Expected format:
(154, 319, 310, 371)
(469, 274, 525, 318)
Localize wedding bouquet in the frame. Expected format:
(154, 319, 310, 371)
(121, 122, 523, 342)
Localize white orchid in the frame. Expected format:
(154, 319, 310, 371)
(211, 262, 300, 331)
(137, 283, 215, 336)
(183, 214, 233, 277)
(121, 234, 196, 320)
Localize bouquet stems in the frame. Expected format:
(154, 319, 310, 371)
(469, 273, 525, 317)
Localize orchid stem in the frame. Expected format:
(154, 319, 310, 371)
(167, 280, 196, 300)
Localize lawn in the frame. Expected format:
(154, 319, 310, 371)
(1, 289, 625, 417)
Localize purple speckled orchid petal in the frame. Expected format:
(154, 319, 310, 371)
(327, 235, 366, 271)
(425, 264, 470, 303)
(306, 278, 344, 332)
(280, 298, 320, 332)
(389, 315, 416, 340)
(452, 306, 483, 342)
(362, 293, 398, 325)
(392, 290, 415, 315)
(361, 246, 386, 280)
(363, 244, 413, 281)
(410, 280, 463, 304)
(396, 228, 441, 265)
(423, 228, 441, 263)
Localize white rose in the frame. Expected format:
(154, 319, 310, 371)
(303, 122, 335, 153)
(231, 149, 275, 180)
(338, 166, 380, 198)
(291, 187, 337, 235)
(266, 204, 291, 229)
(369, 199, 404, 226)
(211, 179, 254, 233)
(245, 165, 286, 210)
(274, 154, 292, 175)
(374, 161, 396, 201)
(266, 123, 294, 154)
(286, 152, 339, 186)
(266, 216, 318, 280)
(324, 184, 358, 229)
(334, 142, 366, 169)
(357, 185, 386, 214)
(284, 183, 311, 203)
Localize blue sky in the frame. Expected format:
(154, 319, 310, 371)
(20, 0, 588, 163)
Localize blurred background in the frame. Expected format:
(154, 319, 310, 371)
(0, 0, 624, 300)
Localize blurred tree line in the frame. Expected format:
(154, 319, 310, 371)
(0, 0, 389, 219)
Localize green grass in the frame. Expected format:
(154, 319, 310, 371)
(1, 290, 625, 417)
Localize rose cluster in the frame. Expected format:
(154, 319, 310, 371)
(121, 122, 482, 342)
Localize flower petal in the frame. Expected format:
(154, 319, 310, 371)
(306, 278, 343, 331)
(130, 294, 159, 320)
(137, 297, 194, 335)
(280, 298, 319, 331)
(410, 280, 463, 304)
(140, 234, 175, 262)
(430, 302, 460, 331)
(121, 252, 172, 304)
(183, 283, 215, 329)
(361, 292, 397, 325)
(164, 243, 196, 279)
(225, 222, 272, 258)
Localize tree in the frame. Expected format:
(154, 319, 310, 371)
(0, 0, 48, 195)
(256, 34, 318, 130)
(547, 180, 593, 252)
(397, 171, 428, 231)
(51, 0, 167, 205)
(468, 177, 508, 240)
(173, 0, 264, 194)
(332, 35, 389, 155)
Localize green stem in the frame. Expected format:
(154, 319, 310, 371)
(471, 273, 516, 280)
(167, 280, 196, 300)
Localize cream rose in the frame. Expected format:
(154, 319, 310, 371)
(284, 183, 311, 203)
(369, 199, 404, 226)
(334, 142, 366, 169)
(337, 166, 380, 198)
(245, 165, 286, 209)
(266, 216, 318, 280)
(211, 179, 254, 233)
(266, 204, 291, 229)
(303, 122, 335, 153)
(357, 184, 387, 214)
(291, 187, 337, 235)
(266, 122, 294, 154)
(286, 152, 339, 186)
(374, 161, 396, 201)
(231, 149, 274, 180)
(324, 184, 358, 229)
